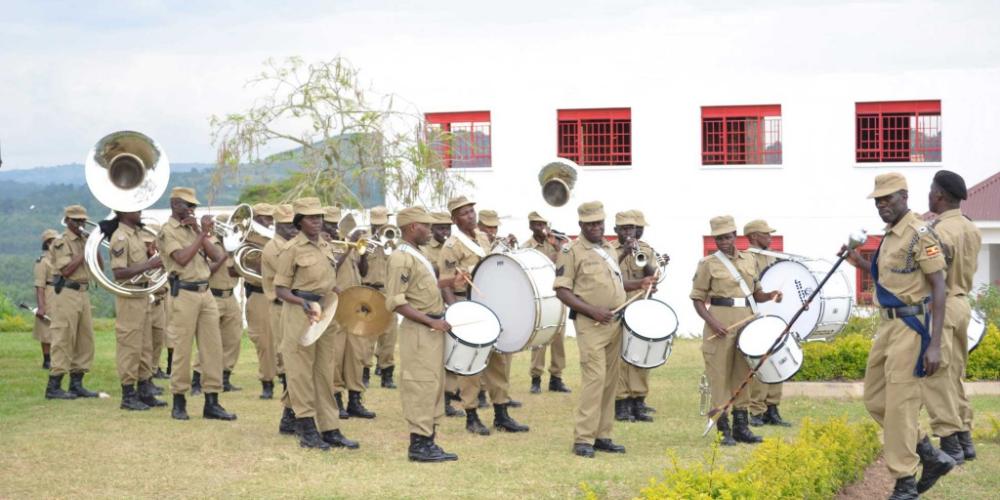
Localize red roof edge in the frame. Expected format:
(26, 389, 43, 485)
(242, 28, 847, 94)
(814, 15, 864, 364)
(961, 171, 1000, 221)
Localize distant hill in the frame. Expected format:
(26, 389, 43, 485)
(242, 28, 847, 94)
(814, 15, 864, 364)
(0, 162, 215, 186)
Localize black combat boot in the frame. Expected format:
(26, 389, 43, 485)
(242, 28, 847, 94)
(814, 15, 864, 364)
(154, 367, 169, 380)
(279, 406, 296, 435)
(407, 433, 450, 462)
(347, 390, 376, 419)
(190, 371, 202, 396)
(203, 393, 237, 421)
(296, 417, 330, 450)
(957, 430, 976, 461)
(427, 430, 458, 461)
(120, 384, 150, 411)
(508, 398, 522, 408)
(223, 370, 241, 392)
(938, 432, 965, 466)
(749, 412, 766, 427)
(530, 376, 541, 394)
(615, 399, 634, 422)
(889, 476, 919, 500)
(322, 429, 359, 449)
(138, 379, 167, 407)
(634, 396, 654, 413)
(148, 378, 164, 396)
(45, 374, 77, 400)
(716, 412, 736, 446)
(630, 398, 653, 422)
(380, 365, 397, 389)
(69, 372, 99, 398)
(465, 408, 491, 435)
(334, 392, 349, 419)
(594, 438, 626, 454)
(477, 390, 488, 408)
(260, 380, 274, 400)
(444, 392, 464, 417)
(732, 409, 763, 444)
(764, 404, 792, 427)
(916, 435, 956, 493)
(493, 403, 529, 432)
(362, 367, 370, 388)
(549, 376, 571, 393)
(172, 393, 189, 420)
(573, 442, 595, 458)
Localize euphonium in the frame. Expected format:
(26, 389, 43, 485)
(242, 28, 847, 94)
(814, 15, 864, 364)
(231, 213, 275, 282)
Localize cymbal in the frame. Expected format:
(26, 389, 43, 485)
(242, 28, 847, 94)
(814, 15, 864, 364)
(335, 286, 392, 337)
(302, 293, 339, 346)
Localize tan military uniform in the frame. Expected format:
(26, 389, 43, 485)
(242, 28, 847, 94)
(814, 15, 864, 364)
(555, 237, 627, 444)
(149, 286, 169, 371)
(159, 217, 224, 394)
(110, 223, 154, 385)
(386, 243, 447, 437)
(690, 250, 762, 412)
(863, 210, 947, 479)
(612, 239, 654, 400)
(332, 252, 369, 394)
(523, 237, 567, 379)
(922, 209, 981, 436)
(423, 238, 460, 396)
(263, 234, 290, 376)
(244, 233, 276, 383)
(364, 246, 399, 370)
(274, 232, 340, 433)
(747, 251, 783, 416)
(207, 237, 243, 372)
(32, 252, 54, 344)
(48, 230, 95, 376)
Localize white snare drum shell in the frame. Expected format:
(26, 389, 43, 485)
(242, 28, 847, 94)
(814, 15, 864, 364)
(621, 299, 677, 369)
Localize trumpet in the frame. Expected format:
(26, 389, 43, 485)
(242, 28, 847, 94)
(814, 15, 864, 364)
(329, 238, 381, 256)
(490, 234, 518, 254)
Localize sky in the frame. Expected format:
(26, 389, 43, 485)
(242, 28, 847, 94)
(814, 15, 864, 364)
(1, 0, 998, 169)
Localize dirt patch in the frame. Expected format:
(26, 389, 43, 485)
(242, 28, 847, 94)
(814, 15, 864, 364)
(835, 456, 895, 500)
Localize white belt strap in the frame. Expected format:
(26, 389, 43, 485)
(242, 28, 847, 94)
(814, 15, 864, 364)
(399, 243, 436, 278)
(713, 251, 757, 313)
(591, 246, 624, 286)
(453, 230, 487, 258)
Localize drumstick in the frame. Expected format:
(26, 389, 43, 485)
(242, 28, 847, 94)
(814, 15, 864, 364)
(458, 270, 486, 298)
(705, 314, 759, 341)
(592, 293, 644, 325)
(643, 268, 660, 300)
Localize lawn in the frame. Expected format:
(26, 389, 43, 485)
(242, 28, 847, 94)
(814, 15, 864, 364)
(1, 329, 998, 499)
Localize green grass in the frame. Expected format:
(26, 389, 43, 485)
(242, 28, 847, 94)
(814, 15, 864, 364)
(1, 330, 998, 499)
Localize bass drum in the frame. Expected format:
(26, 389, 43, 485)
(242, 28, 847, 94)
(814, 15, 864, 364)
(757, 259, 853, 341)
(471, 248, 566, 353)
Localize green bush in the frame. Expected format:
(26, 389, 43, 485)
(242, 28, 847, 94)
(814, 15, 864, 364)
(795, 333, 872, 381)
(968, 324, 1000, 381)
(638, 417, 881, 499)
(972, 284, 1000, 329)
(973, 414, 1000, 443)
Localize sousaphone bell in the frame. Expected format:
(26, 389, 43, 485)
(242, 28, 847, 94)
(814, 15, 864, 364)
(538, 159, 579, 207)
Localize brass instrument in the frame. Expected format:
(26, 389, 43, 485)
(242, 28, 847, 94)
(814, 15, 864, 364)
(376, 224, 400, 251)
(538, 159, 578, 207)
(228, 207, 276, 282)
(490, 234, 518, 254)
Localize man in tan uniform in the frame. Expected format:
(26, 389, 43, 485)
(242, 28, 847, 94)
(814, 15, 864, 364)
(158, 187, 236, 421)
(142, 225, 171, 380)
(743, 219, 792, 428)
(422, 212, 463, 417)
(46, 205, 100, 400)
(365, 205, 399, 389)
(263, 204, 298, 433)
(476, 209, 522, 409)
(555, 201, 656, 458)
(33, 229, 58, 370)
(208, 219, 244, 393)
(386, 206, 458, 462)
(844, 173, 954, 499)
(243, 203, 276, 399)
(691, 215, 782, 446)
(627, 209, 665, 418)
(923, 171, 982, 465)
(523, 211, 571, 395)
(440, 196, 529, 435)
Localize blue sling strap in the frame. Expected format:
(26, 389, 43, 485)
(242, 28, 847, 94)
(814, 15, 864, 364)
(871, 241, 932, 377)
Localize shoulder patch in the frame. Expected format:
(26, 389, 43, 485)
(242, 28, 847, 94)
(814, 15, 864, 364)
(112, 247, 125, 258)
(445, 259, 457, 269)
(925, 244, 941, 258)
(400, 273, 409, 284)
(53, 242, 64, 250)
(555, 265, 565, 276)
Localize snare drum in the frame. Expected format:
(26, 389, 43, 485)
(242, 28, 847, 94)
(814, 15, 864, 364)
(757, 259, 853, 342)
(621, 299, 678, 368)
(471, 249, 566, 353)
(968, 309, 987, 353)
(737, 315, 803, 384)
(443, 301, 501, 376)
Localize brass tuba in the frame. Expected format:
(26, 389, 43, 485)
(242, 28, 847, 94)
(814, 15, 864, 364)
(538, 159, 578, 207)
(231, 208, 275, 282)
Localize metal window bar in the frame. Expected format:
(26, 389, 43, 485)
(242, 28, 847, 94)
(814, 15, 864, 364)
(426, 121, 491, 168)
(702, 115, 781, 165)
(855, 111, 941, 162)
(559, 118, 631, 166)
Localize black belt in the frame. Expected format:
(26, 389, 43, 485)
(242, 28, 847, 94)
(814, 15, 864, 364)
(292, 290, 323, 302)
(880, 304, 926, 320)
(710, 297, 751, 307)
(211, 288, 234, 298)
(244, 283, 264, 296)
(363, 283, 384, 290)
(62, 280, 88, 291)
(273, 299, 282, 306)
(454, 291, 468, 298)
(426, 313, 444, 320)
(176, 280, 209, 293)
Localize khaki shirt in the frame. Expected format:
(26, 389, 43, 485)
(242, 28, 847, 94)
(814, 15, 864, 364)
(363, 245, 389, 286)
(749, 251, 777, 279)
(110, 223, 149, 286)
(33, 253, 52, 288)
(50, 230, 89, 282)
(273, 232, 337, 295)
(522, 236, 560, 262)
(874, 210, 947, 306)
(421, 239, 444, 275)
(611, 239, 654, 281)
(261, 235, 289, 302)
(438, 230, 491, 294)
(208, 237, 239, 290)
(932, 209, 982, 297)
(158, 217, 211, 281)
(689, 250, 762, 302)
(385, 245, 444, 315)
(553, 237, 627, 310)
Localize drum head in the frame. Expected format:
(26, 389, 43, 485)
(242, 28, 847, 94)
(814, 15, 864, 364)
(969, 309, 987, 353)
(737, 316, 788, 357)
(472, 252, 544, 352)
(757, 260, 822, 340)
(622, 299, 678, 341)
(445, 301, 501, 347)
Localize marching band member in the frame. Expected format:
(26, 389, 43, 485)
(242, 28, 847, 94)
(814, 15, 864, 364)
(141, 225, 171, 381)
(244, 203, 277, 399)
(422, 212, 464, 417)
(628, 209, 664, 418)
(476, 209, 522, 408)
(263, 204, 298, 433)
(385, 206, 458, 462)
(523, 211, 570, 395)
(209, 214, 244, 393)
(274, 197, 358, 451)
(33, 229, 59, 370)
(364, 206, 399, 390)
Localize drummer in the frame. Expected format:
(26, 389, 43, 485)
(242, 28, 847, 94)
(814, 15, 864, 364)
(439, 196, 529, 435)
(691, 215, 782, 446)
(523, 211, 571, 395)
(743, 219, 792, 428)
(385, 206, 458, 462)
(422, 212, 464, 418)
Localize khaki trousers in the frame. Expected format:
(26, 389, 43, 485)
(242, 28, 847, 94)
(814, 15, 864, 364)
(864, 318, 924, 479)
(32, 288, 55, 344)
(701, 305, 752, 411)
(922, 296, 970, 436)
(399, 318, 446, 437)
(245, 291, 276, 381)
(616, 363, 650, 400)
(168, 289, 223, 394)
(215, 294, 243, 371)
(749, 379, 784, 415)
(280, 302, 340, 432)
(374, 318, 399, 369)
(115, 295, 151, 385)
(445, 371, 459, 394)
(332, 324, 368, 393)
(149, 297, 167, 370)
(49, 288, 94, 376)
(530, 324, 566, 378)
(459, 350, 511, 409)
(574, 317, 622, 444)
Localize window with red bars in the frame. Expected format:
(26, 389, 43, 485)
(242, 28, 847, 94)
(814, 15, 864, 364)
(854, 235, 883, 305)
(701, 105, 782, 165)
(557, 108, 631, 166)
(702, 236, 784, 256)
(856, 101, 941, 163)
(425, 111, 491, 168)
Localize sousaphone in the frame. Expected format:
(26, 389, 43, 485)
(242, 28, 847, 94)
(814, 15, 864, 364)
(538, 158, 579, 207)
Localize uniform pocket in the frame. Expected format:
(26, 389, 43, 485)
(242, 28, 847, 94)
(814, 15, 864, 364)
(295, 254, 317, 268)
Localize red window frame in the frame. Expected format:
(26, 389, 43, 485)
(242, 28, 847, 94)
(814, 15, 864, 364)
(557, 108, 631, 166)
(855, 101, 941, 163)
(854, 235, 883, 305)
(702, 236, 784, 256)
(701, 105, 782, 165)
(425, 111, 491, 168)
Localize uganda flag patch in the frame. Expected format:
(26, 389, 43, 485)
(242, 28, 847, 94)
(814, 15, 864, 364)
(925, 245, 941, 258)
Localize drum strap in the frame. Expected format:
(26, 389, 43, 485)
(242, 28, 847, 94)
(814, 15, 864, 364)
(713, 251, 757, 314)
(591, 246, 624, 287)
(871, 241, 932, 377)
(399, 243, 437, 278)
(453, 230, 487, 259)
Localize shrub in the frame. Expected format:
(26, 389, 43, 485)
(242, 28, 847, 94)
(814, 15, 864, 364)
(972, 284, 1000, 329)
(638, 417, 881, 500)
(794, 333, 872, 381)
(968, 324, 1000, 381)
(973, 414, 1000, 443)
(0, 314, 32, 333)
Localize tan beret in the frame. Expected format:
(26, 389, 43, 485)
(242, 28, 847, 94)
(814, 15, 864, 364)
(63, 205, 88, 219)
(370, 206, 389, 225)
(432, 212, 453, 225)
(868, 172, 908, 199)
(632, 209, 649, 227)
(743, 219, 776, 236)
(478, 209, 499, 227)
(293, 197, 325, 216)
(41, 229, 60, 242)
(324, 206, 342, 223)
(527, 211, 548, 223)
(615, 211, 636, 226)
(170, 187, 200, 205)
(275, 204, 295, 224)
(397, 207, 436, 227)
(710, 215, 738, 237)
(577, 201, 605, 223)
(447, 195, 476, 213)
(252, 203, 275, 217)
